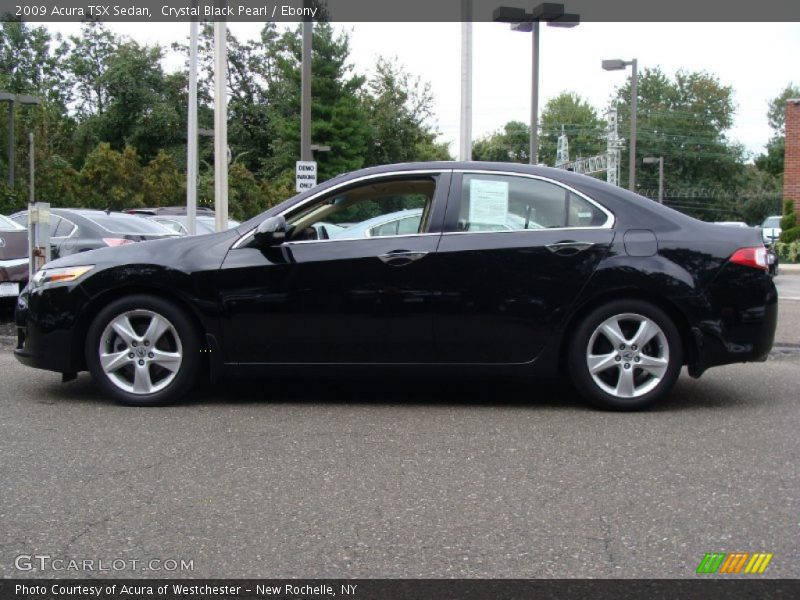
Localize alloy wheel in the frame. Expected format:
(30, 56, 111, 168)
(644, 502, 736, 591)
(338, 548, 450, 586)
(585, 312, 670, 399)
(98, 309, 183, 395)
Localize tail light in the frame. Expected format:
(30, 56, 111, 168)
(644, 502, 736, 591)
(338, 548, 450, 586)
(102, 238, 135, 247)
(730, 247, 768, 270)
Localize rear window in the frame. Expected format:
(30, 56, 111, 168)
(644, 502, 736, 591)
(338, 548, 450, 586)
(86, 214, 175, 235)
(0, 214, 24, 231)
(762, 217, 781, 228)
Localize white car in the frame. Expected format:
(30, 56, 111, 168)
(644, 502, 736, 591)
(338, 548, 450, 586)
(761, 216, 782, 245)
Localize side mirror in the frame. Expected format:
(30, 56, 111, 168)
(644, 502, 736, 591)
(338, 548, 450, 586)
(253, 215, 287, 247)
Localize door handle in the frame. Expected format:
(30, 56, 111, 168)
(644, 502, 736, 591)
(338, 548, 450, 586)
(378, 250, 428, 266)
(545, 241, 595, 255)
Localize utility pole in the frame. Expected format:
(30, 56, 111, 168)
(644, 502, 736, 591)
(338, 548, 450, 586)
(629, 58, 638, 192)
(300, 0, 313, 162)
(459, 0, 473, 161)
(28, 132, 34, 204)
(186, 9, 199, 235)
(0, 93, 40, 187)
(6, 99, 13, 186)
(213, 17, 228, 232)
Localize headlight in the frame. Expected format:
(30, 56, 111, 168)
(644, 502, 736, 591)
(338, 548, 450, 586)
(31, 265, 94, 288)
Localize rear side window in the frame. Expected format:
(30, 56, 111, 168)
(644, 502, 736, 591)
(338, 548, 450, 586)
(87, 214, 175, 235)
(458, 174, 608, 231)
(0, 214, 24, 231)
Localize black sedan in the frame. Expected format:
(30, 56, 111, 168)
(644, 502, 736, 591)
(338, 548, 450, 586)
(9, 208, 179, 259)
(14, 163, 777, 410)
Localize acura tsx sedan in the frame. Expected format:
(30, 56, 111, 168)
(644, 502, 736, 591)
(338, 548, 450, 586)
(14, 162, 777, 410)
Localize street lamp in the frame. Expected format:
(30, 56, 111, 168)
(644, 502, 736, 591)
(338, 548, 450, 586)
(643, 156, 664, 203)
(0, 92, 40, 187)
(493, 3, 579, 165)
(602, 58, 638, 192)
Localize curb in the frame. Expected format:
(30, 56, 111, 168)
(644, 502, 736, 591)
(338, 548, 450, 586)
(779, 263, 800, 274)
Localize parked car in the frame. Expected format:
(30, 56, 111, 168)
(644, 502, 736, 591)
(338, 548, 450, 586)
(328, 208, 544, 240)
(0, 214, 29, 299)
(713, 221, 749, 227)
(14, 162, 777, 410)
(124, 206, 216, 217)
(760, 215, 782, 245)
(146, 215, 241, 236)
(8, 208, 179, 260)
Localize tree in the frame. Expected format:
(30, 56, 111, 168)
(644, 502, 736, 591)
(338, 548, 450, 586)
(472, 121, 530, 163)
(264, 23, 371, 182)
(613, 67, 745, 199)
(756, 83, 800, 177)
(79, 143, 144, 210)
(539, 92, 605, 167)
(363, 57, 450, 166)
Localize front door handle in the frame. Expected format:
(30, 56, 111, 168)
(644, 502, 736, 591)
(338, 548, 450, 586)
(378, 250, 428, 266)
(546, 241, 595, 255)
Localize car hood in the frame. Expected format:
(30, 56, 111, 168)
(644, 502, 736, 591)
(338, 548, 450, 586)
(42, 228, 241, 272)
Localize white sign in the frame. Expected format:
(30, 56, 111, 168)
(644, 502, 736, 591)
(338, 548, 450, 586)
(296, 161, 318, 192)
(469, 179, 509, 226)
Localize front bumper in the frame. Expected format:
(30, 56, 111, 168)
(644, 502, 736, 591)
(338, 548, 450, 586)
(14, 284, 89, 374)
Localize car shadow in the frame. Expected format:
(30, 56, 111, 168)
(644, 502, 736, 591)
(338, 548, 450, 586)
(41, 368, 775, 414)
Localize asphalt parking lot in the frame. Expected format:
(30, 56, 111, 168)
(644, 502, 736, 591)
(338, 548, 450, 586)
(0, 289, 798, 579)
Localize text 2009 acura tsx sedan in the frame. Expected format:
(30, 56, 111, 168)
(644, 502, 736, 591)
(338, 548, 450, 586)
(14, 162, 777, 410)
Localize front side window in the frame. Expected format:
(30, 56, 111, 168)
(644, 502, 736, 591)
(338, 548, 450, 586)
(285, 176, 437, 241)
(458, 174, 608, 232)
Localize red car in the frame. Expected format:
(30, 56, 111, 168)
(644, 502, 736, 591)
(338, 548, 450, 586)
(0, 214, 29, 299)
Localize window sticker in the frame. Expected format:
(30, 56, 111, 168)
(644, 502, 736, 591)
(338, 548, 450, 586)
(469, 179, 509, 226)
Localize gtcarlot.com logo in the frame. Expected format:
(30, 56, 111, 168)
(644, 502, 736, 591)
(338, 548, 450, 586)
(14, 554, 194, 572)
(696, 552, 773, 574)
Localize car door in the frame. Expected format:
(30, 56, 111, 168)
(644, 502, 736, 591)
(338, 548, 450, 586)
(432, 171, 616, 364)
(218, 171, 451, 364)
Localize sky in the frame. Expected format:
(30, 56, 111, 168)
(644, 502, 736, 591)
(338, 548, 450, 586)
(45, 21, 800, 162)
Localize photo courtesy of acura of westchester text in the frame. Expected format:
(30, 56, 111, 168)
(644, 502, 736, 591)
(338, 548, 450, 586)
(1, 0, 799, 595)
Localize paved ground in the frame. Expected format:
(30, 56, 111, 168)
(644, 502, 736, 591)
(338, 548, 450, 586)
(0, 298, 798, 578)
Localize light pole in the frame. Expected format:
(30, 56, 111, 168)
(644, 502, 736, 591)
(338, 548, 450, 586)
(602, 58, 638, 192)
(0, 92, 40, 187)
(643, 156, 664, 203)
(300, 0, 313, 162)
(186, 8, 199, 235)
(493, 3, 579, 165)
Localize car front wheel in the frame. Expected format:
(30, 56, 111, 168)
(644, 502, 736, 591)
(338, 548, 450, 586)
(85, 295, 200, 406)
(568, 300, 683, 410)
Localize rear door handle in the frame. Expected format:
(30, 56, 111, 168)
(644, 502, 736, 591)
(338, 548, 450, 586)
(546, 241, 595, 255)
(378, 250, 428, 266)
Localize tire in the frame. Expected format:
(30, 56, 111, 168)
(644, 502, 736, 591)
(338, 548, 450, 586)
(85, 294, 201, 406)
(567, 299, 683, 411)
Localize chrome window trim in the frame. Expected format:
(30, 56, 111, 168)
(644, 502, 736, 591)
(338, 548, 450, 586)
(285, 232, 440, 246)
(232, 167, 615, 249)
(232, 169, 445, 249)
(455, 169, 615, 231)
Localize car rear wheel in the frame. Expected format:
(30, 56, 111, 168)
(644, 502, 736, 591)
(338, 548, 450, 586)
(568, 300, 683, 410)
(86, 295, 200, 406)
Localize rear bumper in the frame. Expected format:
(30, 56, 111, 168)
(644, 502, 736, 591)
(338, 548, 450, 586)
(685, 264, 778, 376)
(1, 258, 28, 287)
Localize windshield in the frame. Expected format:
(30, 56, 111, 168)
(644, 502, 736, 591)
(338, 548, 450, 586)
(86, 213, 177, 235)
(762, 217, 781, 228)
(0, 214, 24, 231)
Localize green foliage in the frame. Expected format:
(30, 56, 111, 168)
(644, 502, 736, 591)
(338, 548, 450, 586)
(614, 67, 745, 193)
(775, 241, 800, 263)
(780, 200, 799, 243)
(79, 143, 144, 210)
(142, 151, 184, 206)
(472, 121, 530, 163)
(539, 92, 605, 166)
(755, 83, 799, 178)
